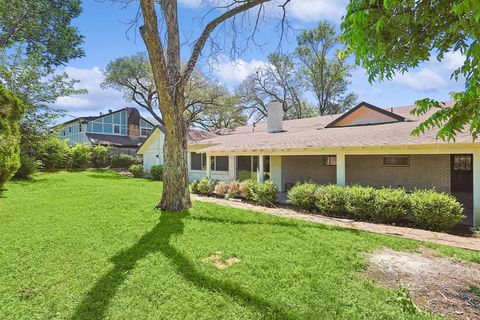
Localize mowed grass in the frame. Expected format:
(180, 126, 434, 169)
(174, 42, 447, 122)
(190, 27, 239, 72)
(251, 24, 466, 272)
(1, 171, 479, 320)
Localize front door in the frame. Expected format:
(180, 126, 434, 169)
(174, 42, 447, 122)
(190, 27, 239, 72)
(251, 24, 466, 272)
(451, 154, 473, 193)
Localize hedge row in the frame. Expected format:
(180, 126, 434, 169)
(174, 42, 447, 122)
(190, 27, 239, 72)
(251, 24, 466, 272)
(288, 183, 465, 231)
(191, 178, 278, 206)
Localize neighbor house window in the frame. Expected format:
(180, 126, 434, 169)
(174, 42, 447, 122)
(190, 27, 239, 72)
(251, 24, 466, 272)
(210, 156, 229, 172)
(383, 155, 409, 167)
(453, 154, 472, 171)
(191, 152, 206, 170)
(323, 155, 336, 166)
(140, 118, 154, 136)
(79, 123, 82, 132)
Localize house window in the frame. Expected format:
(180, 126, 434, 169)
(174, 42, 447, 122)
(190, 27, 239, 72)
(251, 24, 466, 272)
(79, 124, 82, 132)
(453, 154, 472, 171)
(383, 155, 409, 167)
(191, 152, 206, 170)
(141, 128, 152, 136)
(113, 125, 120, 134)
(323, 155, 336, 166)
(68, 126, 72, 133)
(210, 156, 229, 172)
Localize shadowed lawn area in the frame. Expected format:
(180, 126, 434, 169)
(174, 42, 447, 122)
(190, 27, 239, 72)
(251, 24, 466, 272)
(1, 171, 479, 319)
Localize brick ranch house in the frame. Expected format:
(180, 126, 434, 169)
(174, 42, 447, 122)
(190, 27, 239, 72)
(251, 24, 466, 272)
(138, 101, 480, 228)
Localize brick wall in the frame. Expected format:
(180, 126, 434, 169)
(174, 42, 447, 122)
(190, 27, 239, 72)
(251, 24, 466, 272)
(346, 154, 451, 193)
(281, 155, 336, 191)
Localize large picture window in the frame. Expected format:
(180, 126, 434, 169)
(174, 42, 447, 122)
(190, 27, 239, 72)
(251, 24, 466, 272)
(191, 152, 206, 170)
(211, 156, 229, 172)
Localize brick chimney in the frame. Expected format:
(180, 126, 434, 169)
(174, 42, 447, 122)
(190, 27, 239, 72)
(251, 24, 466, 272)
(127, 108, 141, 138)
(267, 101, 284, 133)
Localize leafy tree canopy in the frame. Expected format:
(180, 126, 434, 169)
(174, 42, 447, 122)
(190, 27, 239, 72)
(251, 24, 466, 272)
(342, 0, 480, 140)
(0, 0, 84, 69)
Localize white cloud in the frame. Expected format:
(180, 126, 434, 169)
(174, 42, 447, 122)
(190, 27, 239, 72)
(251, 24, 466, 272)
(393, 68, 447, 92)
(442, 51, 465, 72)
(53, 66, 135, 117)
(285, 0, 346, 22)
(211, 57, 267, 84)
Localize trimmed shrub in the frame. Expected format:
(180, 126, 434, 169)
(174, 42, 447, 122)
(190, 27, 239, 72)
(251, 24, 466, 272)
(288, 182, 318, 211)
(196, 178, 216, 195)
(129, 164, 144, 178)
(344, 185, 376, 219)
(13, 155, 39, 179)
(110, 154, 136, 168)
(70, 144, 92, 169)
(150, 165, 163, 181)
(409, 189, 465, 231)
(227, 180, 241, 197)
(372, 188, 409, 223)
(214, 181, 229, 198)
(239, 179, 258, 201)
(253, 180, 278, 206)
(91, 145, 110, 168)
(191, 180, 199, 194)
(315, 184, 347, 216)
(38, 138, 71, 169)
(0, 86, 25, 187)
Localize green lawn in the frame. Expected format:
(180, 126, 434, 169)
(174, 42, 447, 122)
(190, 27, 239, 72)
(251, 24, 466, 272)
(1, 171, 479, 320)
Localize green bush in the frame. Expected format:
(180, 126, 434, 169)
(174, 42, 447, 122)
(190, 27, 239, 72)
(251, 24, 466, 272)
(38, 138, 71, 169)
(214, 181, 229, 198)
(253, 180, 278, 206)
(191, 180, 199, 194)
(128, 164, 144, 178)
(372, 188, 409, 223)
(91, 145, 110, 168)
(150, 165, 163, 181)
(110, 154, 136, 168)
(315, 184, 347, 216)
(0, 86, 25, 188)
(409, 189, 465, 231)
(13, 155, 39, 179)
(70, 144, 92, 169)
(195, 178, 216, 195)
(288, 182, 318, 211)
(239, 179, 258, 201)
(344, 185, 376, 219)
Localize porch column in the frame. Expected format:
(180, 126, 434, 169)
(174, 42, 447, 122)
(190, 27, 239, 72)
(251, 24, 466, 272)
(206, 154, 212, 179)
(228, 155, 235, 180)
(258, 155, 265, 182)
(474, 151, 480, 228)
(336, 153, 346, 186)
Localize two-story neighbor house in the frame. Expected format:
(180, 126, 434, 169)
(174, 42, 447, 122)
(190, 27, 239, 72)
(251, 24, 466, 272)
(138, 101, 480, 228)
(58, 107, 155, 155)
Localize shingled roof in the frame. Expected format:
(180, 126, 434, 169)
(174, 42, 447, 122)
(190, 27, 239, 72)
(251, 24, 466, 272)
(188, 101, 477, 153)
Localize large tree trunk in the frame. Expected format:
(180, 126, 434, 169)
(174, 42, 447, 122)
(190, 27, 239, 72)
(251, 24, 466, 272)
(158, 99, 191, 211)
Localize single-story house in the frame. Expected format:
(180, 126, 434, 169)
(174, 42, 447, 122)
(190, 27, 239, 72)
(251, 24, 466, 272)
(57, 107, 156, 155)
(138, 101, 480, 228)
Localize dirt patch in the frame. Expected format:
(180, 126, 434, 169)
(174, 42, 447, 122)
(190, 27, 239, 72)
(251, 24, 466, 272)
(366, 248, 480, 319)
(203, 251, 240, 270)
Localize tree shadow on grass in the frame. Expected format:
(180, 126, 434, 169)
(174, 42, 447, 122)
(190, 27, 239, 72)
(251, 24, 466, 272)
(71, 211, 295, 320)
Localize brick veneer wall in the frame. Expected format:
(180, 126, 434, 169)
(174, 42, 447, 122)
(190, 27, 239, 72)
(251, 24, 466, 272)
(281, 155, 336, 191)
(346, 154, 451, 193)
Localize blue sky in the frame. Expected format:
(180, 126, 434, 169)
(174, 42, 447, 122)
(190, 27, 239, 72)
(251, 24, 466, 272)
(54, 0, 465, 121)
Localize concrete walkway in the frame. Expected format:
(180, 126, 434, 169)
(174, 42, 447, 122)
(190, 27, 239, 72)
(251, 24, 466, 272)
(191, 195, 480, 252)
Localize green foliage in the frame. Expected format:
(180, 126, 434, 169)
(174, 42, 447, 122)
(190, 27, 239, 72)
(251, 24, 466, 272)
(227, 180, 242, 197)
(91, 145, 110, 168)
(287, 182, 319, 211)
(296, 21, 357, 115)
(239, 179, 258, 201)
(0, 0, 84, 68)
(194, 178, 216, 196)
(128, 164, 144, 178)
(344, 185, 376, 219)
(252, 180, 278, 206)
(150, 165, 163, 181)
(0, 86, 25, 187)
(372, 188, 410, 223)
(13, 154, 39, 179)
(409, 189, 465, 231)
(315, 184, 348, 216)
(70, 144, 92, 169)
(38, 138, 71, 169)
(191, 179, 199, 194)
(110, 154, 138, 169)
(214, 181, 229, 198)
(342, 0, 480, 140)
